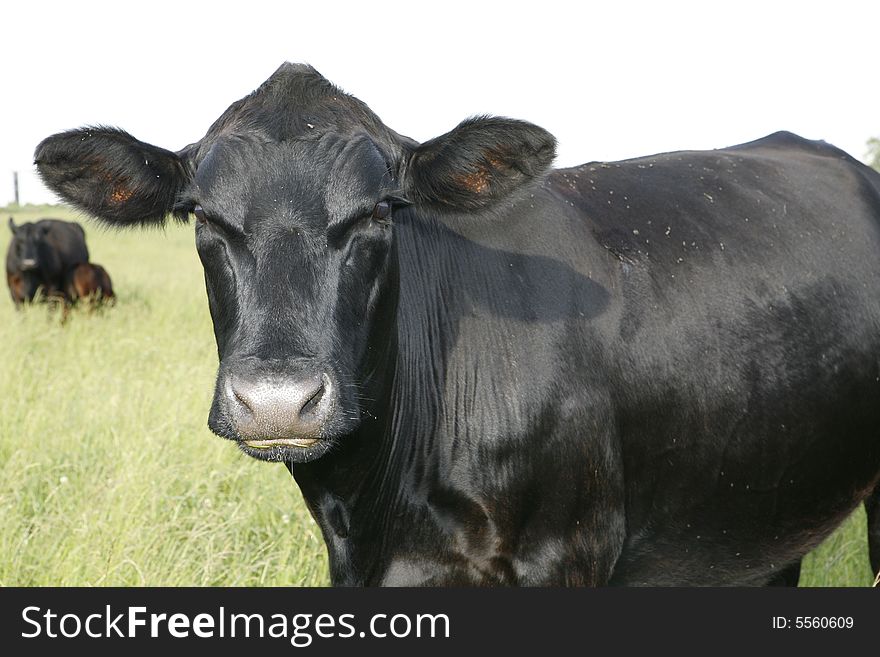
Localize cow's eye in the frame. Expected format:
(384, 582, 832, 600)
(371, 200, 391, 222)
(193, 205, 208, 224)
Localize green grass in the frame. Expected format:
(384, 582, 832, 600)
(800, 506, 875, 587)
(0, 205, 327, 586)
(0, 205, 875, 586)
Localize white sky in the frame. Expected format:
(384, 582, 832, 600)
(3, 0, 879, 205)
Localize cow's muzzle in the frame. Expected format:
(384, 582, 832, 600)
(224, 371, 335, 448)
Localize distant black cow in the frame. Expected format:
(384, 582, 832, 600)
(6, 217, 89, 305)
(64, 262, 115, 304)
(35, 64, 880, 585)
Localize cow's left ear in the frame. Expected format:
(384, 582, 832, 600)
(403, 116, 556, 211)
(35, 127, 190, 226)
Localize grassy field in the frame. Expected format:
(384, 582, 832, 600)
(0, 204, 875, 586)
(1, 204, 327, 586)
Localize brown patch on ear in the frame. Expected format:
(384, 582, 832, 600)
(485, 150, 510, 170)
(451, 149, 517, 196)
(109, 182, 134, 204)
(456, 167, 491, 194)
(77, 163, 136, 205)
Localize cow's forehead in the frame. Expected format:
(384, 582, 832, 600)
(182, 64, 406, 229)
(191, 132, 393, 229)
(15, 223, 35, 238)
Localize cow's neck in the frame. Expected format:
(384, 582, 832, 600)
(290, 212, 480, 585)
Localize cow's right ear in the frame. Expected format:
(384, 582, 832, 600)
(34, 127, 190, 226)
(8, 217, 16, 234)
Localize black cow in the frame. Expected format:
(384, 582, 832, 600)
(6, 217, 89, 305)
(35, 64, 880, 585)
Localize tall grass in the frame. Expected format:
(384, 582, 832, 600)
(0, 206, 327, 586)
(0, 205, 874, 586)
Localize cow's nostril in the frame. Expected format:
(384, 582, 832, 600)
(299, 377, 328, 419)
(230, 382, 254, 414)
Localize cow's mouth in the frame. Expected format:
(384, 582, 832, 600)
(243, 437, 319, 449)
(236, 435, 335, 463)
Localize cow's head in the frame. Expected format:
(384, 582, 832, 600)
(7, 219, 46, 302)
(9, 218, 42, 272)
(35, 63, 556, 463)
